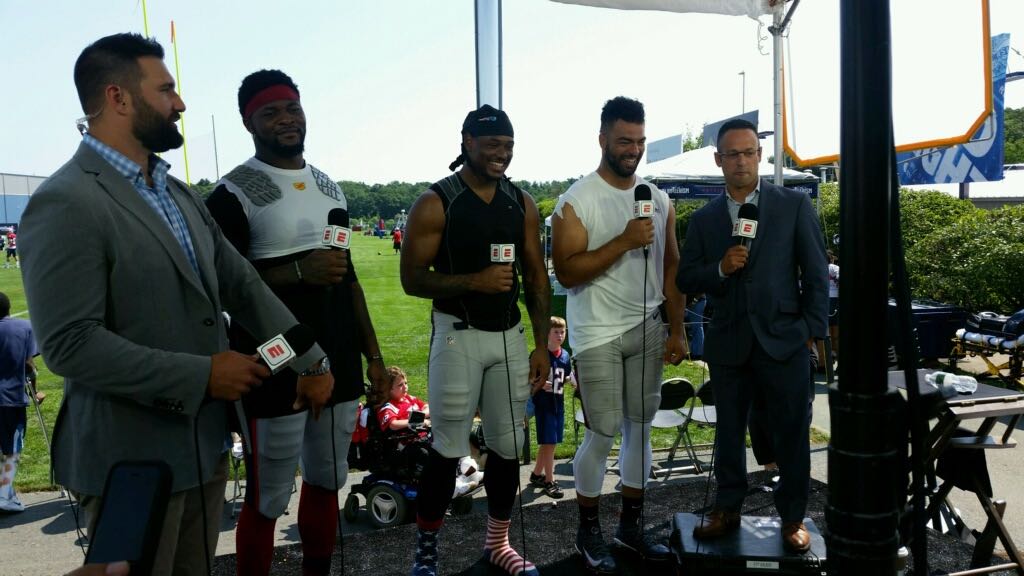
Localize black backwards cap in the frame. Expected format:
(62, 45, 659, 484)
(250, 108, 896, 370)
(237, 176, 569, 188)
(449, 104, 515, 171)
(462, 104, 514, 138)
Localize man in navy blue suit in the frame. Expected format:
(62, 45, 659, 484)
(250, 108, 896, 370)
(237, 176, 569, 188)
(677, 118, 827, 553)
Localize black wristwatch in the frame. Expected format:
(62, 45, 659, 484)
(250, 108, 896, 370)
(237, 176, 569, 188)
(300, 356, 331, 376)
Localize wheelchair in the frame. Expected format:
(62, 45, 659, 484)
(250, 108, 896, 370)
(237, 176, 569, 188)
(344, 418, 480, 529)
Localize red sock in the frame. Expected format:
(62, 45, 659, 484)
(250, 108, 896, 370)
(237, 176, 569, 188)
(236, 503, 276, 576)
(298, 481, 338, 576)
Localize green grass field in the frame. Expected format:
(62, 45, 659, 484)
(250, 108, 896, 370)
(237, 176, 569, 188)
(11, 233, 751, 491)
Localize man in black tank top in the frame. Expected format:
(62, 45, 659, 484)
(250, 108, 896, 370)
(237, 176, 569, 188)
(400, 105, 551, 576)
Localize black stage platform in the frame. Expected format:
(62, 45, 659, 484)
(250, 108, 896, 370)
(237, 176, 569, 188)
(212, 472, 1014, 575)
(671, 513, 827, 575)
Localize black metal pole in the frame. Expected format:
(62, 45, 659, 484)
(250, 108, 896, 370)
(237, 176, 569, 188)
(827, 1, 904, 574)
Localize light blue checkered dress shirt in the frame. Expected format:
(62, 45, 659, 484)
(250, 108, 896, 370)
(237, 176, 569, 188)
(82, 135, 200, 276)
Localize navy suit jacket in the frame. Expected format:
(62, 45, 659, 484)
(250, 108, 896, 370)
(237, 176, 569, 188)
(677, 182, 828, 365)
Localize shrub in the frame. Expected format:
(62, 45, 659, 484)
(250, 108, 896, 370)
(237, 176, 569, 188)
(817, 183, 839, 248)
(674, 199, 709, 250)
(906, 204, 1024, 313)
(897, 189, 978, 250)
(536, 197, 557, 221)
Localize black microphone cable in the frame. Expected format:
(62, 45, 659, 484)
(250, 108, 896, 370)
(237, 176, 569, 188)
(632, 183, 653, 539)
(695, 387, 718, 556)
(637, 236, 649, 541)
(192, 414, 213, 576)
(500, 256, 530, 576)
(330, 398, 346, 576)
(68, 482, 89, 559)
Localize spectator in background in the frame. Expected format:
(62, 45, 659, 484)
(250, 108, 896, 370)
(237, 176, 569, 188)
(827, 250, 839, 369)
(393, 227, 403, 255)
(0, 292, 39, 512)
(685, 294, 706, 361)
(4, 232, 17, 269)
(528, 316, 574, 499)
(378, 366, 430, 436)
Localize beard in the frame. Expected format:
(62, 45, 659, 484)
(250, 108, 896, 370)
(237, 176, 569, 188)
(463, 151, 503, 181)
(132, 96, 184, 153)
(254, 130, 305, 158)
(603, 145, 640, 179)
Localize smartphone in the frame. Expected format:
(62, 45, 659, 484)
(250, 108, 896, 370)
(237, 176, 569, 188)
(408, 410, 425, 427)
(85, 460, 173, 575)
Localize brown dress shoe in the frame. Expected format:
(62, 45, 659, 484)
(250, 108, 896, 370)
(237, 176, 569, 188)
(692, 511, 741, 539)
(782, 522, 811, 553)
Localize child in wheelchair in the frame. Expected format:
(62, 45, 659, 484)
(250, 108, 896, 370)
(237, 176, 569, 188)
(345, 367, 482, 528)
(377, 366, 432, 480)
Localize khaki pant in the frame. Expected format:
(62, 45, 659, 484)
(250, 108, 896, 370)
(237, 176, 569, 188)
(79, 456, 228, 576)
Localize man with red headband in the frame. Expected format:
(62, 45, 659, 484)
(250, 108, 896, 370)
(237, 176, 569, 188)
(206, 69, 387, 576)
(400, 104, 550, 576)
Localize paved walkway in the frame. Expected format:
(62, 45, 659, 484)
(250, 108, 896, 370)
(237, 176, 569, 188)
(2, 355, 1020, 575)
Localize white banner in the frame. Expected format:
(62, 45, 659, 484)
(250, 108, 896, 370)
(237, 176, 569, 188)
(550, 0, 780, 19)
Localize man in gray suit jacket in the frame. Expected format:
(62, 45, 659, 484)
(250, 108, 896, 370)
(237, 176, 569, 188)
(678, 119, 827, 553)
(19, 33, 333, 575)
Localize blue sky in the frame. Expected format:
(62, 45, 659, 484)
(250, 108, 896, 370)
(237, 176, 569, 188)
(1, 0, 1022, 184)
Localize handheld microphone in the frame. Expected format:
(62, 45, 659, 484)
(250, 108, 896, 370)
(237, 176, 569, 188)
(634, 184, 653, 256)
(322, 208, 351, 250)
(236, 323, 318, 457)
(490, 243, 516, 263)
(733, 203, 759, 248)
(257, 323, 317, 374)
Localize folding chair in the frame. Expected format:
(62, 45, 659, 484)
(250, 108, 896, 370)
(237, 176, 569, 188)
(689, 378, 718, 471)
(228, 452, 245, 519)
(25, 370, 65, 497)
(570, 405, 626, 473)
(650, 377, 701, 478)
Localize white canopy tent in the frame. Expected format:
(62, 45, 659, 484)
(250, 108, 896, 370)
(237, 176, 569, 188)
(552, 0, 788, 185)
(644, 146, 819, 200)
(550, 0, 992, 172)
(643, 145, 817, 187)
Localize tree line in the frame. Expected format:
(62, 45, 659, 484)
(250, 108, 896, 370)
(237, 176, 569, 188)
(190, 107, 1020, 226)
(192, 176, 582, 224)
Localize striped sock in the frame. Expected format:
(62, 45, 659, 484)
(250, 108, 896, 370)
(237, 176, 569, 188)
(483, 516, 538, 576)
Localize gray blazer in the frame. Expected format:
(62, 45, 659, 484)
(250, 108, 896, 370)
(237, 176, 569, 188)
(19, 143, 324, 495)
(677, 181, 828, 365)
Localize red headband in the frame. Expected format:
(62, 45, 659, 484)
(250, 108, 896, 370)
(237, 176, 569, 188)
(243, 85, 300, 119)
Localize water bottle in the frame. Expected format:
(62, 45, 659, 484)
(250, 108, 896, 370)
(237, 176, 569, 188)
(925, 371, 978, 395)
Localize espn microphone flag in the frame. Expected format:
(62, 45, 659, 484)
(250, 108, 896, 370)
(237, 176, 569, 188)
(490, 244, 516, 262)
(257, 324, 316, 374)
(258, 336, 295, 373)
(733, 203, 759, 247)
(633, 184, 654, 218)
(322, 208, 352, 249)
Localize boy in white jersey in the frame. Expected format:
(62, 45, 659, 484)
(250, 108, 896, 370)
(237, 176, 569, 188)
(552, 96, 687, 573)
